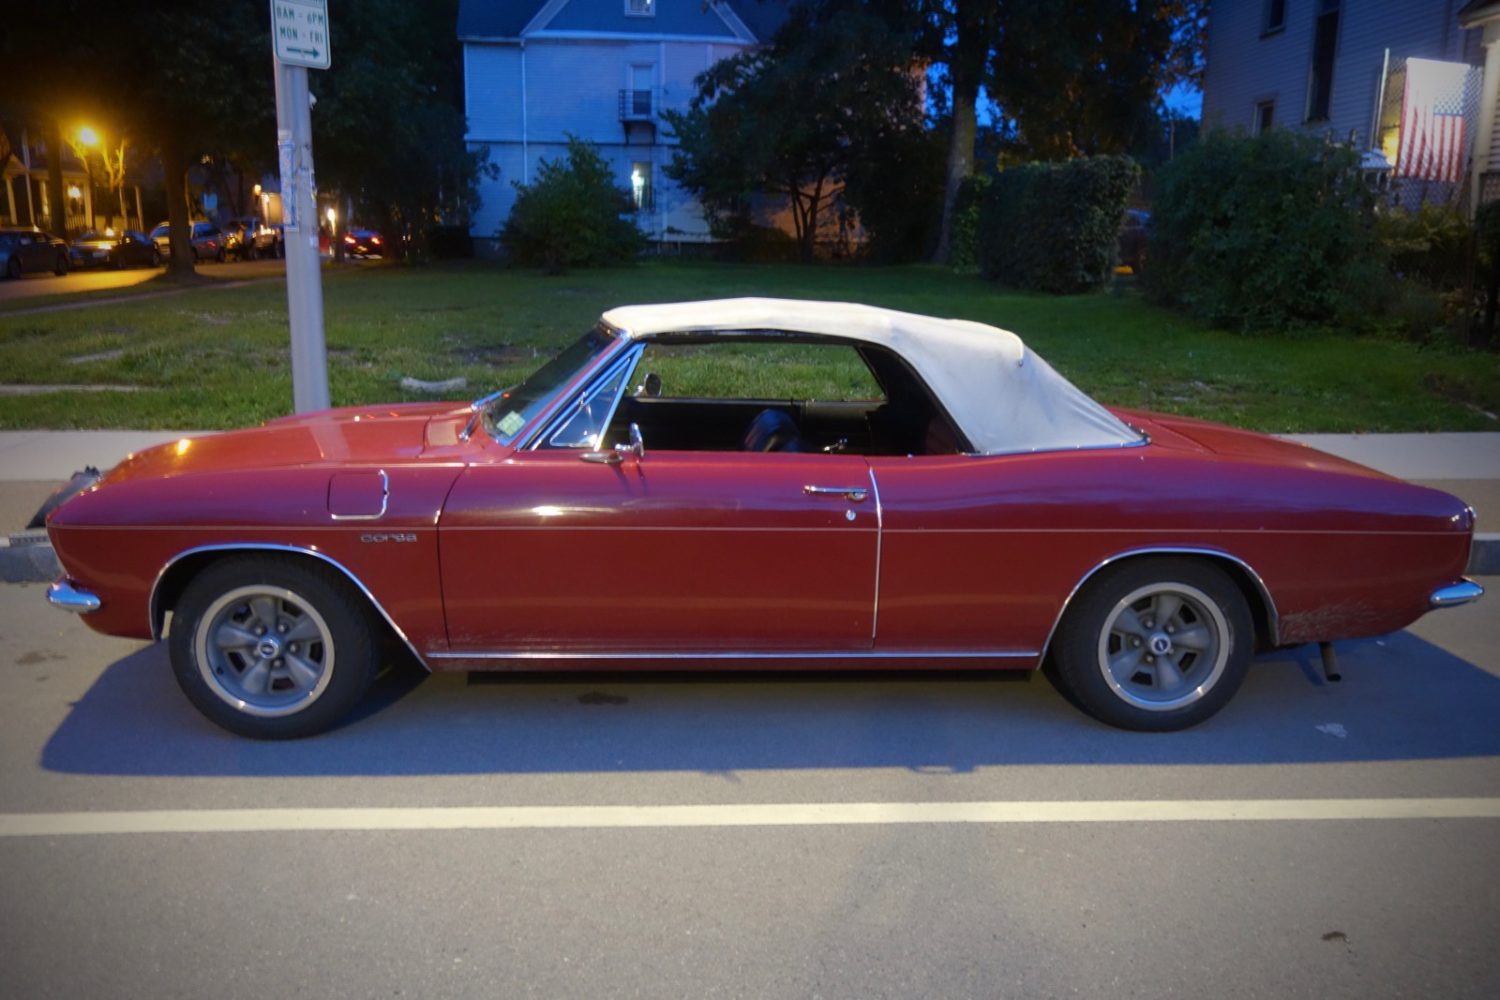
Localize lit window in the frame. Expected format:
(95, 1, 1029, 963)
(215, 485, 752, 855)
(626, 0, 655, 17)
(631, 162, 652, 211)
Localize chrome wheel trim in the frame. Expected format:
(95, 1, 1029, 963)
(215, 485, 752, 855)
(1095, 581, 1229, 712)
(193, 584, 336, 718)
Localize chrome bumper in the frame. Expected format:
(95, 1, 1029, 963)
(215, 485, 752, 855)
(1430, 580, 1484, 609)
(47, 578, 101, 613)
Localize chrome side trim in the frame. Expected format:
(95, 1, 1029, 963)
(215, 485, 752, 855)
(1037, 546, 1281, 662)
(47, 578, 101, 614)
(147, 543, 430, 672)
(328, 469, 389, 521)
(426, 649, 1039, 662)
(867, 465, 884, 645)
(1430, 580, 1484, 608)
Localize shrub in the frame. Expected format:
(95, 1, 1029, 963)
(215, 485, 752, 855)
(976, 155, 1139, 293)
(501, 138, 646, 273)
(1144, 129, 1380, 332)
(948, 174, 991, 271)
(1376, 203, 1470, 291)
(841, 129, 947, 263)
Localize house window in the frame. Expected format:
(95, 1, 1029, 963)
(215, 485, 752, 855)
(631, 161, 653, 211)
(1262, 0, 1287, 36)
(1255, 100, 1275, 135)
(1306, 0, 1340, 122)
(626, 0, 655, 16)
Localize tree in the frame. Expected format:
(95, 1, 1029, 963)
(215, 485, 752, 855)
(501, 138, 645, 274)
(922, 0, 1206, 262)
(664, 1, 925, 261)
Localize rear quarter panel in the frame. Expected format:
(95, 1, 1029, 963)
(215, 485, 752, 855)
(870, 441, 1472, 654)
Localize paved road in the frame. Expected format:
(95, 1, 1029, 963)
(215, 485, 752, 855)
(1, 580, 1497, 998)
(0, 258, 285, 305)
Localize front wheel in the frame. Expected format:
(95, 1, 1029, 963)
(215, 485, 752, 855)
(1046, 558, 1254, 731)
(53, 253, 69, 276)
(168, 556, 380, 738)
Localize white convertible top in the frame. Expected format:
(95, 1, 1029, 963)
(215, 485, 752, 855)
(600, 298, 1142, 456)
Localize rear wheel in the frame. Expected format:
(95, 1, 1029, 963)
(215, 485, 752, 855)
(6, 257, 22, 279)
(1046, 558, 1254, 731)
(53, 253, 69, 276)
(168, 556, 380, 739)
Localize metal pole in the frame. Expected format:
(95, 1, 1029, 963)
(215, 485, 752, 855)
(272, 54, 330, 413)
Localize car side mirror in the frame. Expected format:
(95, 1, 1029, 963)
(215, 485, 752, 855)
(580, 423, 645, 466)
(634, 372, 661, 397)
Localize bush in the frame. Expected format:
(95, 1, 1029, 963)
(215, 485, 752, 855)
(841, 129, 947, 263)
(1144, 130, 1380, 332)
(1376, 203, 1470, 291)
(500, 138, 646, 273)
(948, 174, 991, 271)
(977, 155, 1139, 293)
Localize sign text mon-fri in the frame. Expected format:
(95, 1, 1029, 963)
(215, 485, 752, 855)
(272, 0, 331, 70)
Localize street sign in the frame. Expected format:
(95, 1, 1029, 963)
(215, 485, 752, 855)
(271, 0, 331, 70)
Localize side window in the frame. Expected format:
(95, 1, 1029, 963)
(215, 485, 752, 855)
(546, 363, 630, 449)
(634, 341, 884, 402)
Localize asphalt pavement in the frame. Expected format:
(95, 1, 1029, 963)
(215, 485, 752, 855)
(1, 575, 1497, 998)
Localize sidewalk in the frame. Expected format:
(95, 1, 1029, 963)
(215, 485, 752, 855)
(3, 430, 1498, 581)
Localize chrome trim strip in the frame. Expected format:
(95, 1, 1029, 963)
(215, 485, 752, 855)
(1037, 546, 1281, 662)
(328, 469, 389, 521)
(46, 579, 101, 614)
(867, 465, 883, 645)
(426, 649, 1039, 661)
(1430, 580, 1484, 609)
(147, 543, 430, 672)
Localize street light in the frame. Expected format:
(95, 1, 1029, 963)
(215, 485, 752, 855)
(78, 126, 99, 148)
(75, 126, 100, 231)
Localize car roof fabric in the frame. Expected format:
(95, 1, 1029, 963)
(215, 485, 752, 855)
(600, 298, 1142, 456)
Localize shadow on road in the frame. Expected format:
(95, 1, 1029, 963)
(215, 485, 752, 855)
(40, 630, 1500, 776)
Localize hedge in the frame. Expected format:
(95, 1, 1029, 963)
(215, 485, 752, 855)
(1143, 129, 1380, 332)
(977, 155, 1139, 293)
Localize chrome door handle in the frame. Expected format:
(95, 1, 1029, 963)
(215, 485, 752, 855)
(804, 485, 867, 502)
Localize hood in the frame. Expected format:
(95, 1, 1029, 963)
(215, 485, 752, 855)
(100, 402, 467, 487)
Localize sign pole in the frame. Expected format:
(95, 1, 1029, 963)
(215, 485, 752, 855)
(270, 0, 331, 413)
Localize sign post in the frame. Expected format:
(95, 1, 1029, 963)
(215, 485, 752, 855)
(270, 0, 331, 412)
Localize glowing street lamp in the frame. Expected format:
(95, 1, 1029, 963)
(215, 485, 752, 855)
(78, 126, 100, 148)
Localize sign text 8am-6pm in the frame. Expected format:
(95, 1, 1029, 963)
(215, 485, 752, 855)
(272, 0, 331, 70)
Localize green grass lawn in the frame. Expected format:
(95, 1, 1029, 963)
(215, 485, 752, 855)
(0, 259, 1496, 431)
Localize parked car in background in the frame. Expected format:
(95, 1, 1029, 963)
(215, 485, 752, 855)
(1, 227, 70, 278)
(1117, 208, 1149, 274)
(343, 228, 384, 258)
(68, 230, 162, 270)
(220, 217, 262, 261)
(149, 221, 226, 262)
(252, 222, 285, 259)
(41, 298, 1483, 739)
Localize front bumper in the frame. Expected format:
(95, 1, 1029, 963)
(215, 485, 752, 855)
(47, 578, 101, 613)
(1430, 579, 1484, 609)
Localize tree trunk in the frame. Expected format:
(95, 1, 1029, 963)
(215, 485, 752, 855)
(45, 119, 66, 235)
(162, 140, 196, 279)
(932, 79, 978, 265)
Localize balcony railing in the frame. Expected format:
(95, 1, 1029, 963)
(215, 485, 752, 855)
(619, 89, 655, 121)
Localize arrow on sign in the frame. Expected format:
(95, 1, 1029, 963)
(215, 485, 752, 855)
(286, 47, 321, 58)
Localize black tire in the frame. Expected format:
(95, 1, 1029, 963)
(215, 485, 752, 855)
(151, 249, 162, 267)
(1046, 557, 1254, 731)
(168, 555, 380, 738)
(53, 253, 69, 276)
(6, 257, 21, 279)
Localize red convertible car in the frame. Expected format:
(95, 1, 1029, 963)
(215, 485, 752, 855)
(45, 299, 1482, 738)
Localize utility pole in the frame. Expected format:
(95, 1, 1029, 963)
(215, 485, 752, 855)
(270, 0, 331, 413)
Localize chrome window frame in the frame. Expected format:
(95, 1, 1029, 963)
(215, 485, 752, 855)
(522, 340, 644, 451)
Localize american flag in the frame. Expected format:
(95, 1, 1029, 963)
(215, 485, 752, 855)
(1396, 58, 1471, 183)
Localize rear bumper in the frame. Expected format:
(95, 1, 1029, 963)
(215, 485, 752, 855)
(47, 578, 101, 613)
(1430, 580, 1484, 609)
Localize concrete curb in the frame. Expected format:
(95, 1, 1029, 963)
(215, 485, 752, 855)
(5, 534, 1496, 587)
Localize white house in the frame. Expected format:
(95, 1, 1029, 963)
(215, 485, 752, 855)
(458, 0, 783, 253)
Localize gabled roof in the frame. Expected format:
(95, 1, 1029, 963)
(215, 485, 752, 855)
(457, 0, 784, 42)
(600, 298, 1143, 456)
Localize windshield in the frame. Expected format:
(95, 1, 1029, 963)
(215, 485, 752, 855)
(481, 326, 618, 443)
